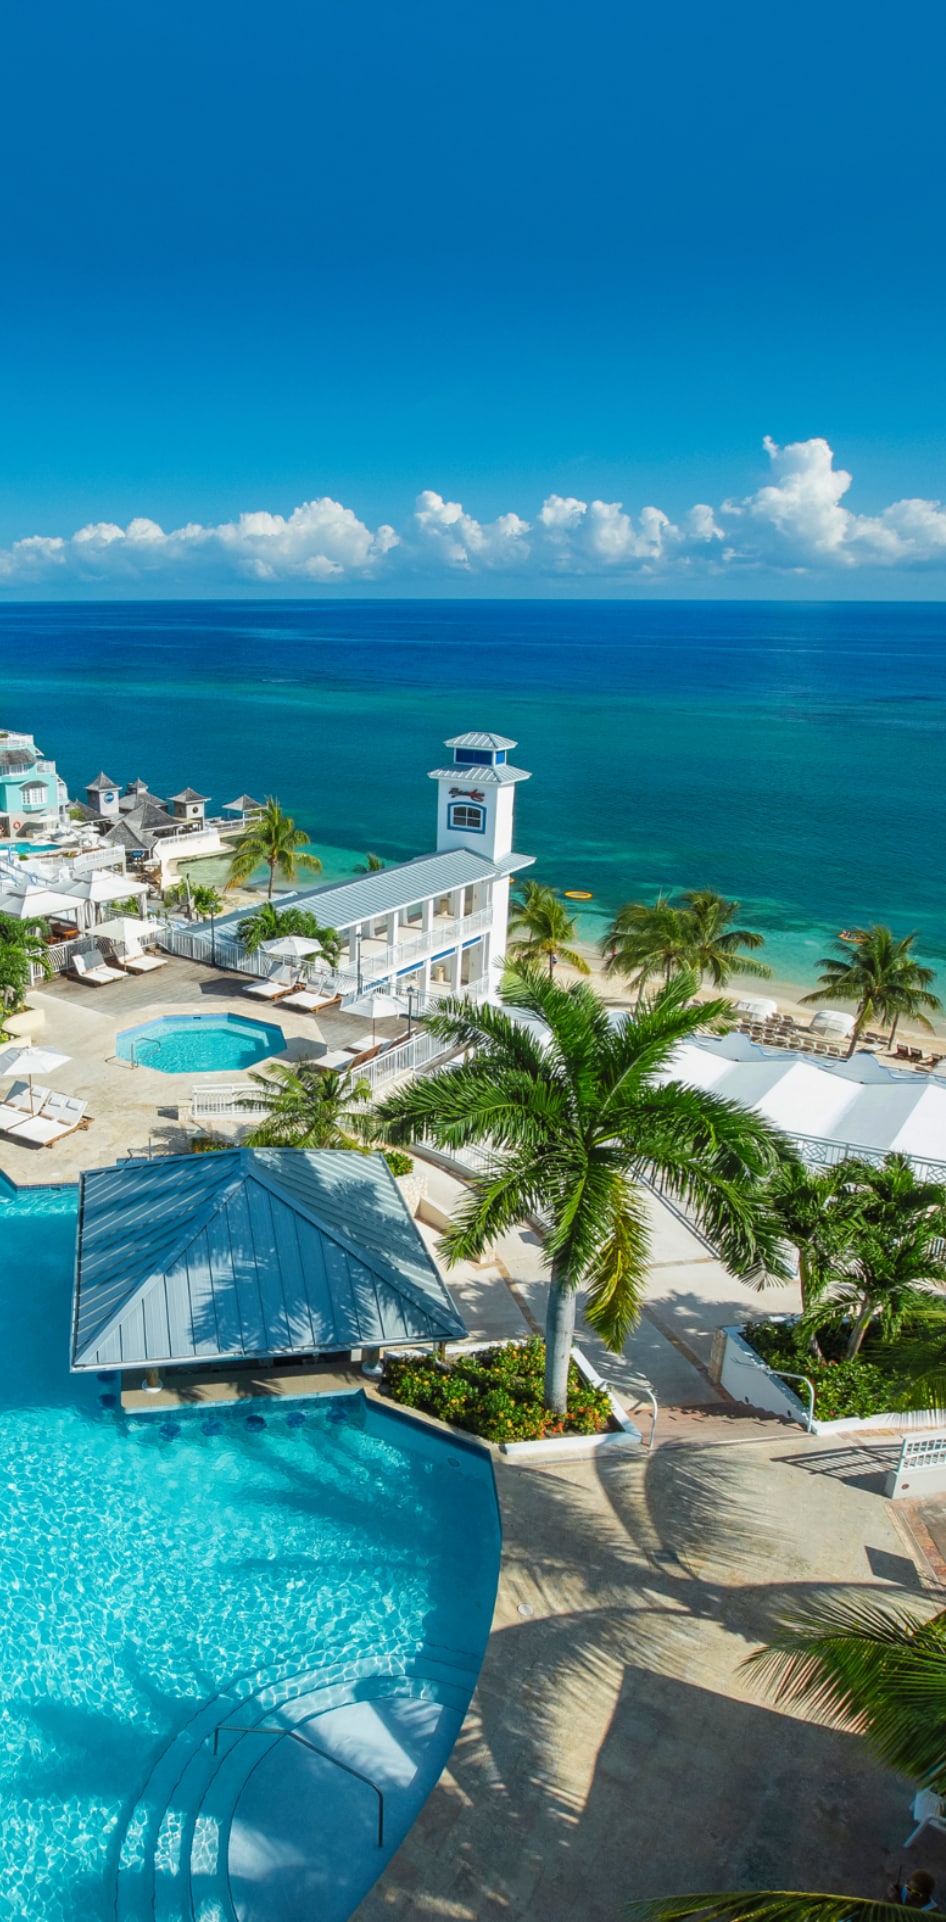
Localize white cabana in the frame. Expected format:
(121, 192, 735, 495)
(733, 996, 778, 1020)
(808, 1009, 856, 1038)
(0, 886, 83, 920)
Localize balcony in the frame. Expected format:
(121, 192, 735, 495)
(347, 907, 493, 988)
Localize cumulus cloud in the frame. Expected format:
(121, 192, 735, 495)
(2, 441, 946, 588)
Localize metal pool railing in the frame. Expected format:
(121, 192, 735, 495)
(212, 1722, 384, 1845)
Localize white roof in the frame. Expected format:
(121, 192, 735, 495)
(428, 763, 530, 787)
(809, 1009, 856, 1036)
(734, 996, 778, 1018)
(445, 731, 517, 751)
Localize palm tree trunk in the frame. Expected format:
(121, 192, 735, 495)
(267, 858, 275, 901)
(846, 1002, 868, 1059)
(544, 1266, 577, 1413)
(548, 949, 554, 980)
(888, 1013, 900, 1050)
(845, 1300, 874, 1358)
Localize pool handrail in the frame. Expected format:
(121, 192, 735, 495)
(212, 1720, 384, 1845)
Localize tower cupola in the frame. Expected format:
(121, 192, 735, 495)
(428, 731, 530, 860)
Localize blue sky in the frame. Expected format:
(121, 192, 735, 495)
(1, 0, 944, 595)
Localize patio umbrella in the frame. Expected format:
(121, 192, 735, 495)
(347, 989, 407, 1043)
(260, 936, 323, 960)
(0, 1043, 70, 1114)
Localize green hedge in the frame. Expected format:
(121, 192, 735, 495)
(383, 1149, 414, 1179)
(742, 1319, 914, 1422)
(384, 1337, 613, 1444)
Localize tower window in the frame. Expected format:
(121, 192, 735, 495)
(448, 802, 485, 833)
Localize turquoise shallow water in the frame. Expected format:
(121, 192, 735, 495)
(116, 1013, 287, 1074)
(0, 1178, 500, 1922)
(1, 598, 944, 987)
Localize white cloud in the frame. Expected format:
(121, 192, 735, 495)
(2, 442, 946, 588)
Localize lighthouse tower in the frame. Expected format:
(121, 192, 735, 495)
(428, 731, 530, 861)
(428, 731, 532, 992)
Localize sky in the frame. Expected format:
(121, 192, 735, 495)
(1, 0, 944, 598)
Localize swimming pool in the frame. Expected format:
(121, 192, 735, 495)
(116, 1013, 286, 1074)
(0, 840, 61, 856)
(0, 1177, 500, 1921)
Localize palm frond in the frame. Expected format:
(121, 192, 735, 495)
(627, 1892, 938, 1922)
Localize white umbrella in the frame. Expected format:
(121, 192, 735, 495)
(261, 936, 323, 960)
(809, 1010, 856, 1038)
(734, 996, 778, 1020)
(0, 1043, 70, 1113)
(347, 989, 407, 1043)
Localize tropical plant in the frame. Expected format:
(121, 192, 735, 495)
(764, 1160, 861, 1315)
(627, 1596, 946, 1922)
(385, 1337, 613, 1444)
(110, 893, 149, 917)
(802, 1155, 946, 1358)
(239, 1059, 373, 1149)
(379, 964, 793, 1412)
(237, 902, 342, 966)
(602, 889, 770, 996)
(357, 852, 385, 872)
(0, 913, 51, 1012)
(189, 884, 223, 919)
(507, 881, 590, 979)
(801, 925, 942, 1056)
(224, 797, 322, 900)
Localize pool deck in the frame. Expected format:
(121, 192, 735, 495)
(0, 957, 406, 1183)
(355, 1432, 946, 1922)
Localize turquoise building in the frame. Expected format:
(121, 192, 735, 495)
(0, 730, 64, 838)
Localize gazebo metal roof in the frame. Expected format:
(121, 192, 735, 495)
(444, 731, 517, 751)
(71, 1148, 466, 1371)
(86, 771, 120, 792)
(169, 787, 209, 804)
(224, 793, 263, 812)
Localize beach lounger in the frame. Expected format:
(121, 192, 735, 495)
(73, 950, 125, 986)
(243, 966, 296, 1001)
(0, 1103, 33, 1131)
(313, 1049, 359, 1072)
(6, 1081, 52, 1113)
(281, 989, 341, 1012)
(118, 942, 167, 974)
(44, 1093, 88, 1129)
(4, 1112, 74, 1147)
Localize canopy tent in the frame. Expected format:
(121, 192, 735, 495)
(0, 886, 84, 920)
(662, 1035, 946, 1169)
(71, 1147, 466, 1372)
(733, 996, 778, 1020)
(68, 872, 150, 906)
(808, 1009, 856, 1037)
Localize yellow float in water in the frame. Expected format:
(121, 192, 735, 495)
(563, 890, 593, 901)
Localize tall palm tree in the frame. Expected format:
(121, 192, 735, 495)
(240, 1060, 372, 1148)
(237, 902, 342, 965)
(379, 964, 792, 1412)
(803, 1154, 946, 1358)
(507, 882, 590, 979)
(189, 884, 223, 919)
(802, 926, 942, 1058)
(628, 1597, 946, 1922)
(679, 889, 772, 988)
(601, 895, 694, 1000)
(224, 797, 322, 901)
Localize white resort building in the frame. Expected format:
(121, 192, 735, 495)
(168, 730, 535, 1005)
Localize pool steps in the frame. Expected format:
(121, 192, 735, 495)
(115, 1637, 480, 1922)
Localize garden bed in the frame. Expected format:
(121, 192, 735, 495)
(721, 1315, 945, 1433)
(383, 1337, 634, 1449)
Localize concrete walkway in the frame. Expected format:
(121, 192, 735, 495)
(355, 1432, 944, 1922)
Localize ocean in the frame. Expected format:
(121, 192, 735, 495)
(0, 598, 944, 992)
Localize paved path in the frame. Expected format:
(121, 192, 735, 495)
(356, 1432, 945, 1921)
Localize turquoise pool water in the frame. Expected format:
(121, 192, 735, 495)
(0, 1177, 500, 1921)
(0, 841, 60, 855)
(116, 1013, 286, 1074)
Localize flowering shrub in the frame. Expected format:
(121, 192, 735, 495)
(383, 1149, 415, 1179)
(384, 1337, 613, 1443)
(743, 1319, 913, 1421)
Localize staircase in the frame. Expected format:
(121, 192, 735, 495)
(115, 1639, 481, 1922)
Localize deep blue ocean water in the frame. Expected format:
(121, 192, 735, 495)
(1, 598, 944, 988)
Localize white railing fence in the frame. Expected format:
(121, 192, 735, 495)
(189, 1029, 456, 1125)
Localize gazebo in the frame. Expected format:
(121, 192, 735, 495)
(70, 1147, 466, 1381)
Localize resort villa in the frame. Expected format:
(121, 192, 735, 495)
(0, 730, 67, 839)
(168, 730, 535, 1005)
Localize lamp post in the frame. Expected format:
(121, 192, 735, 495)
(406, 983, 416, 1039)
(355, 927, 363, 996)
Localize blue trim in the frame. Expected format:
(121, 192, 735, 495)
(448, 802, 485, 833)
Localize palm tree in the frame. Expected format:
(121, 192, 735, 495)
(0, 914, 50, 1013)
(507, 882, 590, 979)
(237, 903, 342, 966)
(240, 1060, 373, 1148)
(189, 884, 223, 919)
(802, 926, 942, 1057)
(379, 964, 792, 1412)
(764, 1160, 858, 1315)
(601, 895, 695, 1000)
(628, 1597, 946, 1922)
(803, 1154, 946, 1358)
(224, 797, 322, 901)
(357, 852, 385, 873)
(679, 889, 772, 988)
(602, 890, 770, 997)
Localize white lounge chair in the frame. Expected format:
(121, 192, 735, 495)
(44, 1092, 88, 1129)
(117, 937, 167, 974)
(905, 1786, 946, 1847)
(73, 950, 125, 986)
(5, 1112, 74, 1147)
(243, 966, 296, 1001)
(6, 1081, 52, 1112)
(281, 988, 341, 1012)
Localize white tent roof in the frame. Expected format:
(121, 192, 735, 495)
(734, 996, 778, 1019)
(808, 1009, 856, 1037)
